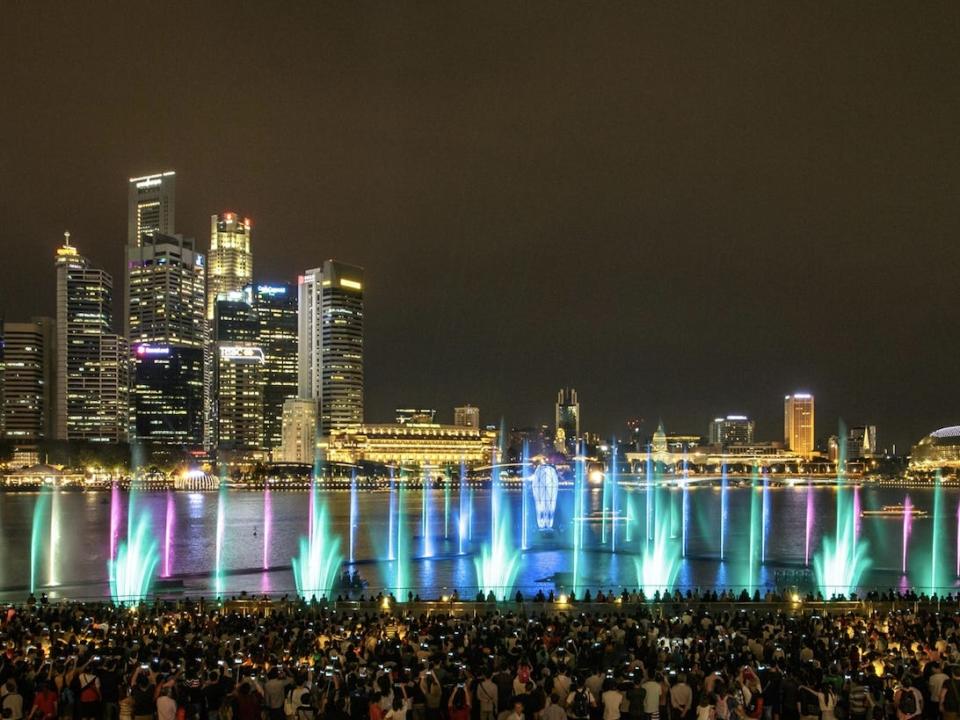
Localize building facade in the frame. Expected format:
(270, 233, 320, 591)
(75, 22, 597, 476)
(298, 260, 364, 437)
(784, 393, 815, 458)
(130, 344, 204, 446)
(55, 234, 128, 442)
(847, 425, 877, 459)
(555, 388, 579, 449)
(396, 408, 436, 424)
(280, 397, 317, 464)
(128, 172, 175, 247)
(1, 318, 54, 444)
(454, 404, 480, 429)
(126, 233, 206, 447)
(325, 423, 497, 468)
(708, 415, 755, 447)
(213, 291, 264, 451)
(254, 283, 298, 451)
(207, 213, 253, 320)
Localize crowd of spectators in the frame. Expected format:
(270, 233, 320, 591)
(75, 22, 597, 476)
(0, 596, 958, 720)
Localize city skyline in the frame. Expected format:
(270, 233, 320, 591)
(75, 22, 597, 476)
(3, 4, 960, 448)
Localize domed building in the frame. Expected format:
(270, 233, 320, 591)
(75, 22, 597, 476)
(910, 426, 960, 469)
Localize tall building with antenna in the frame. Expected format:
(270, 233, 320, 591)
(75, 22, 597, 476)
(55, 232, 128, 443)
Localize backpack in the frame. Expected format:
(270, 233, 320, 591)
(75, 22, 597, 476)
(573, 690, 590, 718)
(79, 676, 101, 704)
(898, 690, 917, 716)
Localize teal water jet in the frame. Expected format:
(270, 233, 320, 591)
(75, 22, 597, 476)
(30, 489, 51, 594)
(633, 486, 680, 595)
(109, 499, 159, 604)
(291, 500, 342, 600)
(475, 445, 520, 599)
(393, 471, 409, 598)
(814, 427, 871, 597)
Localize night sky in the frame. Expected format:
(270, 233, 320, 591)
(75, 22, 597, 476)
(2, 3, 959, 450)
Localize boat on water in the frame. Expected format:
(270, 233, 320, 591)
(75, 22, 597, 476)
(861, 504, 929, 518)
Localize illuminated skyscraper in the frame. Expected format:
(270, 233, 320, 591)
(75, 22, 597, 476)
(784, 393, 815, 458)
(1, 317, 54, 444)
(55, 233, 128, 443)
(555, 388, 579, 449)
(126, 232, 206, 448)
(213, 290, 264, 451)
(128, 172, 175, 246)
(126, 233, 206, 345)
(255, 283, 298, 451)
(207, 213, 253, 320)
(298, 260, 364, 437)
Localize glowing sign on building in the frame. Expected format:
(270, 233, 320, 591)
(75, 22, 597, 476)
(257, 285, 287, 296)
(136, 345, 170, 356)
(219, 346, 265, 363)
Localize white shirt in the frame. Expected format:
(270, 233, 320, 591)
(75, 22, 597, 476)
(602, 691, 623, 720)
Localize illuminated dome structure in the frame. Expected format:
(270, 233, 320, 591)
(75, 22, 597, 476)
(910, 426, 960, 469)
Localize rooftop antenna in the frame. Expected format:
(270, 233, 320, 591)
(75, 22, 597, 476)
(63, 230, 71, 246)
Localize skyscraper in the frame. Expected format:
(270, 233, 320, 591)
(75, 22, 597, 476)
(298, 260, 364, 437)
(207, 213, 253, 320)
(128, 172, 175, 246)
(126, 233, 206, 345)
(205, 213, 253, 450)
(1, 318, 54, 444)
(454, 405, 480, 429)
(213, 290, 264, 451)
(784, 393, 815, 458)
(255, 283, 298, 451)
(55, 233, 128, 443)
(708, 415, 755, 447)
(126, 232, 206, 448)
(555, 388, 579, 449)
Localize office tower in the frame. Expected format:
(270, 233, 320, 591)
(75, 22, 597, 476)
(126, 233, 206, 448)
(784, 393, 815, 458)
(130, 345, 204, 446)
(255, 283, 298, 451)
(55, 233, 128, 443)
(396, 408, 436, 424)
(555, 388, 580, 447)
(128, 172, 175, 246)
(205, 213, 253, 450)
(708, 415, 755, 447)
(298, 260, 364, 437)
(454, 404, 480, 429)
(126, 233, 206, 344)
(1, 318, 54, 443)
(280, 397, 317, 464)
(847, 425, 878, 459)
(207, 213, 253, 320)
(213, 290, 264, 450)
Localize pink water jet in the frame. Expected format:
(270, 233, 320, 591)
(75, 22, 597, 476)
(902, 495, 912, 575)
(263, 485, 272, 570)
(163, 490, 174, 578)
(109, 483, 122, 560)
